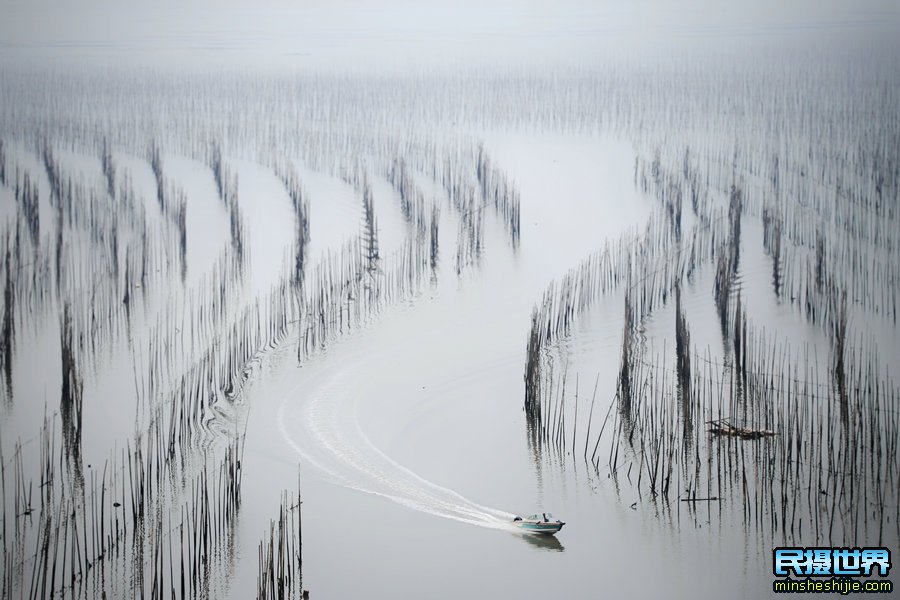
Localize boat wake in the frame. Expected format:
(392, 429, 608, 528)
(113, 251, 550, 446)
(276, 351, 517, 532)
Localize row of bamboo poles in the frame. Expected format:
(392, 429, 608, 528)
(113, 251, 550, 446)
(523, 143, 899, 549)
(1, 123, 526, 597)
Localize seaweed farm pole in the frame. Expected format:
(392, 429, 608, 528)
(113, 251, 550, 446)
(298, 465, 303, 595)
(0, 433, 10, 599)
(832, 289, 849, 430)
(675, 284, 692, 438)
(591, 391, 619, 467)
(571, 374, 580, 457)
(523, 307, 544, 440)
(256, 465, 304, 599)
(2, 240, 15, 400)
(618, 292, 634, 418)
(582, 374, 600, 459)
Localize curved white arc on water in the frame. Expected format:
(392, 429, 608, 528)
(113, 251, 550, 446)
(351, 412, 513, 523)
(277, 357, 515, 532)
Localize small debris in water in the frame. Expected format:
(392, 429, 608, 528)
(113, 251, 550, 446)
(708, 420, 776, 439)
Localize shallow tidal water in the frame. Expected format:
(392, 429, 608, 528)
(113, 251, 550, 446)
(224, 134, 768, 599)
(2, 27, 899, 597)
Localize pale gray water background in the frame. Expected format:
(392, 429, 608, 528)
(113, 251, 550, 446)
(229, 134, 749, 599)
(2, 4, 899, 599)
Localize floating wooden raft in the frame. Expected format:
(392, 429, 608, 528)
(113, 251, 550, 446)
(707, 419, 776, 439)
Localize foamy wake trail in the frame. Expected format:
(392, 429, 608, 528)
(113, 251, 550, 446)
(277, 359, 516, 532)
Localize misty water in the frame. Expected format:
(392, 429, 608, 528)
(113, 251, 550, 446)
(2, 5, 900, 599)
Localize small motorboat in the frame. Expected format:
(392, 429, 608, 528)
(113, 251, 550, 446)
(513, 512, 565, 535)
